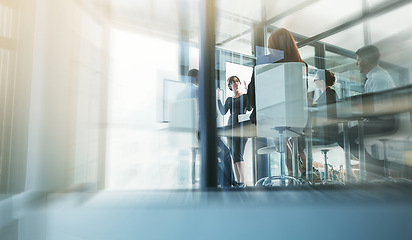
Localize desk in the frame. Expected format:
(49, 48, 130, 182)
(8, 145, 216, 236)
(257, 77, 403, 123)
(218, 121, 261, 184)
(218, 121, 303, 184)
(217, 121, 304, 138)
(335, 84, 412, 118)
(217, 121, 256, 138)
(217, 84, 412, 185)
(319, 85, 412, 183)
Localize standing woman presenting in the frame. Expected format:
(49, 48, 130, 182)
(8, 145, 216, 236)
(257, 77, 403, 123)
(217, 76, 251, 186)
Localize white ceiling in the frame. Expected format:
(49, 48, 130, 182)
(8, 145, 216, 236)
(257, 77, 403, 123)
(108, 0, 412, 69)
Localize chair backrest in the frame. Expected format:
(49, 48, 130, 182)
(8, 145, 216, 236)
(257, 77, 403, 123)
(169, 98, 198, 131)
(168, 98, 199, 148)
(364, 113, 411, 145)
(255, 62, 308, 137)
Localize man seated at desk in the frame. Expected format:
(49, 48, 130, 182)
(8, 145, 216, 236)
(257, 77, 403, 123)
(337, 45, 396, 179)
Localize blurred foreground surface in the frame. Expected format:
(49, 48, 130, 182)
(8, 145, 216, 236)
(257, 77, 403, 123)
(1, 183, 412, 240)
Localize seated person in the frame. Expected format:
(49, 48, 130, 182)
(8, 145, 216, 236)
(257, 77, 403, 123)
(337, 45, 396, 179)
(298, 69, 339, 178)
(247, 28, 307, 124)
(177, 68, 199, 100)
(247, 28, 307, 181)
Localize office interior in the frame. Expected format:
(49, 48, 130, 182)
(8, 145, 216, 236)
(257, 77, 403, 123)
(1, 0, 412, 239)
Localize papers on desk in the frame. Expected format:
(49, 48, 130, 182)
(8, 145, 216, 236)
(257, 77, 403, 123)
(238, 113, 251, 123)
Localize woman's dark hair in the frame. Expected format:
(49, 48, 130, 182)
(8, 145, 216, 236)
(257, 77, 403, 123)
(227, 76, 240, 91)
(317, 69, 336, 87)
(187, 68, 199, 85)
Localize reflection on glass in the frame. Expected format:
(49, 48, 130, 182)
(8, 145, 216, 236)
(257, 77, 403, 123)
(299, 45, 315, 67)
(368, 3, 412, 43)
(217, 32, 253, 56)
(322, 24, 364, 51)
(325, 51, 362, 98)
(268, 0, 362, 37)
(1, 0, 411, 193)
(2, 0, 412, 239)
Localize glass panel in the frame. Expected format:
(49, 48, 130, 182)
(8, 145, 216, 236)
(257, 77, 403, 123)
(299, 45, 315, 67)
(322, 24, 364, 51)
(0, 3, 17, 192)
(5, 1, 412, 239)
(0, 5, 14, 38)
(107, 30, 203, 190)
(104, 1, 202, 190)
(3, 0, 412, 195)
(218, 32, 253, 56)
(368, 0, 392, 9)
(216, 11, 254, 56)
(217, 0, 262, 22)
(368, 2, 412, 71)
(216, 18, 251, 43)
(298, 45, 317, 95)
(269, 0, 362, 37)
(325, 51, 362, 98)
(222, 62, 253, 186)
(215, 49, 255, 187)
(369, 2, 412, 43)
(264, 0, 309, 21)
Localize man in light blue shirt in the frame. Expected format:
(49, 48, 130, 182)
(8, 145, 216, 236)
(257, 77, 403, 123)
(337, 45, 396, 179)
(356, 45, 395, 93)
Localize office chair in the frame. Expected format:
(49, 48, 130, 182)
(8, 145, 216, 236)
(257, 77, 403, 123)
(254, 62, 308, 186)
(169, 98, 199, 184)
(363, 113, 411, 179)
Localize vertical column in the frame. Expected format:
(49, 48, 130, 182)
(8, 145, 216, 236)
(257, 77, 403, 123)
(382, 141, 389, 178)
(321, 150, 330, 182)
(199, 0, 217, 189)
(306, 112, 314, 183)
(178, 0, 190, 81)
(253, 23, 270, 180)
(362, 0, 371, 45)
(215, 50, 221, 88)
(358, 119, 366, 183)
(252, 23, 265, 57)
(7, 0, 36, 193)
(292, 138, 299, 179)
(278, 129, 286, 186)
(315, 43, 325, 70)
(343, 122, 353, 183)
(252, 138, 258, 184)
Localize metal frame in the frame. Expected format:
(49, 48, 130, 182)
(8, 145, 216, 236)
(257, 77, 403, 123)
(198, 0, 412, 187)
(217, 0, 410, 73)
(297, 0, 412, 48)
(263, 0, 320, 26)
(199, 0, 218, 189)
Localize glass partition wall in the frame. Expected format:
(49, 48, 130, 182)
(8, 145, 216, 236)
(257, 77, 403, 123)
(1, 0, 412, 194)
(213, 0, 412, 187)
(2, 1, 412, 239)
